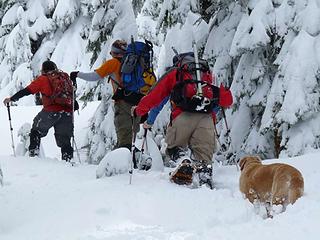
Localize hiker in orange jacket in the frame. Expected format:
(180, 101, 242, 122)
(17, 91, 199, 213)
(70, 40, 137, 150)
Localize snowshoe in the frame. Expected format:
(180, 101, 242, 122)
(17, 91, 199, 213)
(194, 163, 214, 189)
(169, 159, 195, 185)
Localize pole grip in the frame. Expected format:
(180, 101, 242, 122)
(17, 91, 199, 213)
(6, 103, 12, 121)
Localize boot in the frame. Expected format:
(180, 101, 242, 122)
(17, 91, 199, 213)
(134, 148, 152, 170)
(28, 130, 40, 157)
(166, 147, 190, 167)
(61, 146, 73, 162)
(194, 163, 214, 189)
(29, 148, 39, 157)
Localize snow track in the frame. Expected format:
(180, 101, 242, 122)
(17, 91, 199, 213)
(0, 154, 319, 240)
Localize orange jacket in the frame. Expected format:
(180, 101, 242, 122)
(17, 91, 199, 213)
(95, 58, 122, 91)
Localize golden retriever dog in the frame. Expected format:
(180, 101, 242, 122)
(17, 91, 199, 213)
(239, 156, 304, 217)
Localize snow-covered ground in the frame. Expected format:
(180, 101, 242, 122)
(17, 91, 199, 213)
(0, 103, 319, 240)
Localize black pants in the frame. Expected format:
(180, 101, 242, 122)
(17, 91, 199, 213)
(29, 110, 74, 160)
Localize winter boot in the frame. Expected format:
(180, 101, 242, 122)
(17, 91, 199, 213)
(28, 130, 41, 157)
(166, 147, 190, 168)
(194, 163, 214, 189)
(134, 148, 152, 171)
(29, 148, 39, 157)
(61, 146, 73, 162)
(169, 159, 194, 185)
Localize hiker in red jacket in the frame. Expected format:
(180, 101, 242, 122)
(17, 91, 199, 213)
(133, 52, 233, 187)
(3, 60, 77, 161)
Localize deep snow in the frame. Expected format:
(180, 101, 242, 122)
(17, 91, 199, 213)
(0, 103, 319, 240)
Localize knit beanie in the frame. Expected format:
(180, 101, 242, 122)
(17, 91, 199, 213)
(41, 60, 57, 73)
(111, 40, 127, 55)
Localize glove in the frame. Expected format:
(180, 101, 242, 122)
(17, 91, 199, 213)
(143, 121, 153, 129)
(3, 97, 11, 105)
(70, 71, 79, 86)
(74, 100, 79, 111)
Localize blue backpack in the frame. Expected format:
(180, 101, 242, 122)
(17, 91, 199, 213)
(121, 39, 156, 95)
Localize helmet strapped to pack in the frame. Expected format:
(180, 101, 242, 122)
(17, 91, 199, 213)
(170, 48, 219, 113)
(114, 36, 156, 105)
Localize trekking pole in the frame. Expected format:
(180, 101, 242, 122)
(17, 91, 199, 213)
(221, 107, 230, 134)
(141, 128, 148, 155)
(129, 115, 139, 184)
(6, 103, 16, 157)
(72, 84, 81, 164)
(221, 107, 238, 168)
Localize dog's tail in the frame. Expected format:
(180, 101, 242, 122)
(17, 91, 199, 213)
(288, 175, 304, 204)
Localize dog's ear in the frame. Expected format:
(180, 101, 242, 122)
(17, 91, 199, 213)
(239, 157, 248, 171)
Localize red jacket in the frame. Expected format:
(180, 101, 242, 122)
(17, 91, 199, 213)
(27, 74, 72, 112)
(136, 69, 233, 120)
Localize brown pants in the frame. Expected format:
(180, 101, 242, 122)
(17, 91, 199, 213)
(114, 100, 139, 149)
(165, 112, 216, 164)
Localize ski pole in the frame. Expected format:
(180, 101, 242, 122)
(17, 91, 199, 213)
(141, 128, 148, 155)
(221, 107, 230, 134)
(220, 107, 238, 168)
(129, 115, 139, 184)
(72, 84, 81, 164)
(6, 103, 16, 157)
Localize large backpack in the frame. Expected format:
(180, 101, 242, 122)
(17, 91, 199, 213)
(120, 39, 156, 104)
(45, 71, 74, 108)
(170, 52, 219, 113)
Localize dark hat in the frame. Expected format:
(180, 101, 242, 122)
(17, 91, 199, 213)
(41, 60, 57, 73)
(111, 40, 127, 55)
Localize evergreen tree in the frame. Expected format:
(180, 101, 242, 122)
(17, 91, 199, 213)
(132, 0, 145, 17)
(83, 0, 137, 163)
(261, 0, 320, 157)
(208, 0, 320, 162)
(0, 5, 33, 105)
(156, 0, 198, 35)
(1, 0, 320, 164)
(84, 85, 117, 164)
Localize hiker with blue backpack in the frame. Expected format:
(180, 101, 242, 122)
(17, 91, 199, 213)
(70, 39, 156, 170)
(132, 48, 233, 188)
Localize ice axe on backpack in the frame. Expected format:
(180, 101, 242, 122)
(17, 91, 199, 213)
(192, 42, 211, 107)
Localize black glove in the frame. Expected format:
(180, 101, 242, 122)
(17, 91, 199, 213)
(70, 71, 79, 86)
(74, 100, 79, 111)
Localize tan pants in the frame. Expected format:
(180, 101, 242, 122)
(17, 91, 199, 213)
(114, 100, 139, 148)
(165, 112, 216, 164)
